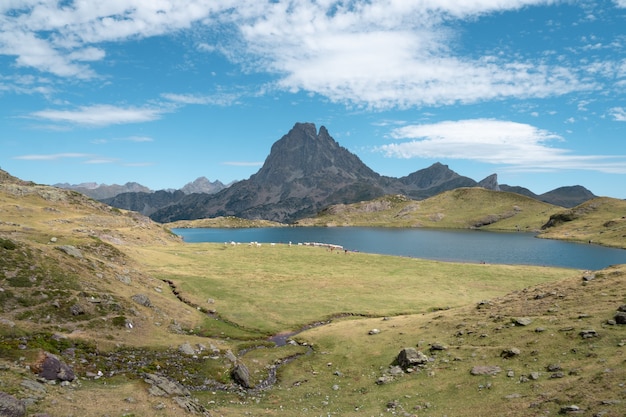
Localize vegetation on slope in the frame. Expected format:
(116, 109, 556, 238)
(0, 172, 624, 417)
(540, 197, 626, 248)
(295, 188, 561, 231)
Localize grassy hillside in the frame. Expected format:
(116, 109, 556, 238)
(295, 188, 561, 231)
(166, 216, 286, 229)
(1, 173, 624, 417)
(539, 197, 626, 248)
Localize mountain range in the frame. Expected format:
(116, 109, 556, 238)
(62, 122, 597, 223)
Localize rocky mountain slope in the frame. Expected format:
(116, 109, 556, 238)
(56, 176, 227, 201)
(148, 123, 499, 223)
(0, 168, 624, 417)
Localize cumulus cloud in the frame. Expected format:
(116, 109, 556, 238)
(0, 0, 600, 108)
(610, 107, 626, 121)
(379, 119, 626, 173)
(29, 104, 168, 126)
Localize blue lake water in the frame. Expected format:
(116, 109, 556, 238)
(172, 227, 626, 270)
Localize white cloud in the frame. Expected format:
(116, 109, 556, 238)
(610, 107, 626, 121)
(13, 153, 92, 161)
(29, 104, 167, 126)
(379, 119, 626, 173)
(222, 161, 263, 167)
(232, 1, 593, 108)
(161, 92, 240, 106)
(615, 1, 626, 8)
(0, 0, 599, 108)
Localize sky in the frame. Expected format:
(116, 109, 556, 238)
(1, 0, 626, 199)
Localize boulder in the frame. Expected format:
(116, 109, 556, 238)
(395, 348, 428, 370)
(0, 392, 26, 417)
(500, 347, 521, 358)
(615, 312, 626, 325)
(56, 245, 83, 259)
(232, 363, 252, 389)
(470, 365, 502, 376)
(131, 294, 152, 308)
(512, 317, 533, 326)
(31, 351, 75, 382)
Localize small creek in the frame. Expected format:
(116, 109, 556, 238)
(162, 278, 359, 391)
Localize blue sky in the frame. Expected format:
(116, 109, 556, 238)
(1, 1, 626, 199)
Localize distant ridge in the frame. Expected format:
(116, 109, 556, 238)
(55, 176, 227, 204)
(147, 122, 594, 223)
(54, 122, 596, 223)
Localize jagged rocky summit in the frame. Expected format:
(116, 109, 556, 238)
(148, 122, 500, 224)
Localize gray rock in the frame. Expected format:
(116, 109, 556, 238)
(395, 348, 428, 370)
(559, 405, 580, 413)
(0, 392, 26, 417)
(614, 312, 626, 325)
(69, 303, 84, 316)
(173, 396, 210, 416)
(430, 343, 447, 351)
(470, 365, 502, 376)
(56, 245, 83, 259)
(368, 328, 380, 335)
(131, 294, 152, 308)
(33, 352, 75, 382)
(512, 317, 533, 326)
(582, 272, 596, 281)
(179, 342, 195, 356)
(579, 329, 598, 338)
(144, 373, 190, 397)
(618, 304, 626, 312)
(500, 347, 521, 358)
(116, 274, 132, 285)
(232, 363, 252, 389)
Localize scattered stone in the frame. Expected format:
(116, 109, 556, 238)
(144, 373, 190, 397)
(368, 328, 380, 335)
(550, 372, 565, 378)
(0, 392, 26, 417)
(618, 304, 626, 312)
(504, 393, 522, 399)
(20, 379, 46, 395)
(500, 347, 521, 358)
(470, 365, 501, 376)
(476, 300, 492, 309)
(31, 351, 75, 382)
(430, 343, 447, 351)
(69, 303, 84, 316)
(131, 294, 152, 308)
(559, 405, 580, 414)
(56, 245, 83, 259)
(224, 350, 237, 364)
(506, 370, 515, 378)
(579, 329, 598, 339)
(332, 384, 339, 391)
(535, 327, 546, 333)
(582, 271, 596, 282)
(178, 342, 195, 356)
(116, 274, 132, 285)
(512, 317, 533, 326)
(546, 364, 561, 372)
(395, 348, 428, 370)
(614, 312, 626, 325)
(529, 372, 540, 380)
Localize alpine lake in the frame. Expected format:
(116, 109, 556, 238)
(172, 226, 626, 270)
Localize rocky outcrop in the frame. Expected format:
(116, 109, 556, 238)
(31, 351, 75, 382)
(0, 392, 25, 417)
(149, 124, 499, 223)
